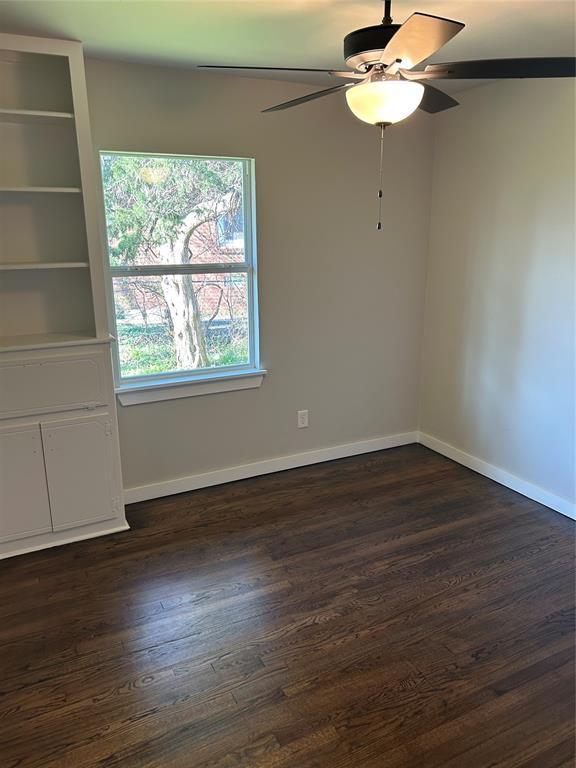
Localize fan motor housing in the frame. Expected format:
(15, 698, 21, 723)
(344, 23, 401, 70)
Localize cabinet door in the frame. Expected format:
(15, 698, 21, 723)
(0, 424, 53, 543)
(41, 414, 119, 532)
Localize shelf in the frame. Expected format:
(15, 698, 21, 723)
(0, 194, 88, 266)
(0, 49, 74, 113)
(0, 332, 111, 353)
(0, 269, 95, 341)
(0, 262, 89, 271)
(0, 187, 82, 194)
(0, 108, 75, 124)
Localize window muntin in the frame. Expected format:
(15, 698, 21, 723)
(100, 152, 258, 385)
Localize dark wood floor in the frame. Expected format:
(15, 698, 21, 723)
(1, 445, 574, 767)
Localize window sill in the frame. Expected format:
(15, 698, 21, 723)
(116, 368, 266, 406)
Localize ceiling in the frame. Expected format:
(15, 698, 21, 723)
(0, 0, 574, 92)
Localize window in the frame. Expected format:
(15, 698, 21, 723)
(99, 152, 262, 401)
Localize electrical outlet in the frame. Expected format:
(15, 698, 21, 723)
(297, 409, 309, 428)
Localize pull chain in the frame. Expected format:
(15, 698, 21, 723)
(377, 123, 386, 231)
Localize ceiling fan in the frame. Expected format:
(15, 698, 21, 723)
(199, 0, 575, 125)
(200, 0, 574, 229)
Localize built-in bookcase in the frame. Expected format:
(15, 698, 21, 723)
(0, 35, 109, 351)
(0, 35, 127, 559)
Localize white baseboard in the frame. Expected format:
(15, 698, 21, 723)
(124, 431, 419, 504)
(123, 429, 575, 521)
(418, 432, 576, 520)
(0, 523, 130, 561)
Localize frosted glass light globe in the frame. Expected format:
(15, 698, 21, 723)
(346, 79, 425, 125)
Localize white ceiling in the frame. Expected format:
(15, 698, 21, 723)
(0, 0, 574, 92)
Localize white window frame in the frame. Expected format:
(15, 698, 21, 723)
(99, 151, 265, 405)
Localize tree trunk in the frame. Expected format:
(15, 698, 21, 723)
(161, 274, 208, 369)
(159, 222, 211, 370)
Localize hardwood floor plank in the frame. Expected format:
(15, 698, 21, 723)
(1, 445, 573, 767)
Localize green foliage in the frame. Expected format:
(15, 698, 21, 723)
(100, 153, 243, 266)
(117, 322, 248, 379)
(209, 337, 249, 367)
(117, 324, 176, 378)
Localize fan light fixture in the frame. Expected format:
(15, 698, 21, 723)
(345, 78, 424, 125)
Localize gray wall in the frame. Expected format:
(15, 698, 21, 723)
(85, 59, 575, 507)
(85, 58, 433, 491)
(420, 79, 575, 504)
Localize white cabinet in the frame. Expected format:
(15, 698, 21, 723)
(42, 414, 120, 531)
(0, 409, 125, 547)
(0, 343, 128, 559)
(0, 423, 52, 543)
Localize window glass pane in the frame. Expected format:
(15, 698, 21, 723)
(112, 273, 250, 379)
(101, 154, 247, 267)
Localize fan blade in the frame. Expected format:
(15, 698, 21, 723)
(418, 84, 459, 113)
(405, 57, 576, 80)
(380, 13, 464, 69)
(198, 65, 362, 79)
(262, 84, 350, 113)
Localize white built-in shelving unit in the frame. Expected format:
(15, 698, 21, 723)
(0, 34, 110, 348)
(0, 34, 127, 558)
